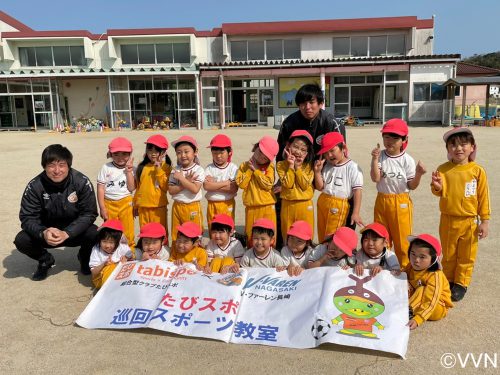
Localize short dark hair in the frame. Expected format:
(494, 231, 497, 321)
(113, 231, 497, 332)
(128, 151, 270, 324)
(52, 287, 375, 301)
(295, 83, 324, 106)
(41, 144, 73, 168)
(446, 133, 475, 148)
(252, 226, 275, 238)
(210, 146, 232, 153)
(361, 229, 384, 242)
(174, 142, 196, 152)
(97, 228, 122, 251)
(177, 232, 198, 244)
(210, 222, 232, 233)
(409, 239, 439, 272)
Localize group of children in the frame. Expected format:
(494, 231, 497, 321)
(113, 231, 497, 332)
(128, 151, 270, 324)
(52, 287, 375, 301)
(89, 120, 490, 332)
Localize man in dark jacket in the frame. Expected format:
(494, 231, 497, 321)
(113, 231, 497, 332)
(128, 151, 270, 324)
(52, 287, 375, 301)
(14, 144, 98, 281)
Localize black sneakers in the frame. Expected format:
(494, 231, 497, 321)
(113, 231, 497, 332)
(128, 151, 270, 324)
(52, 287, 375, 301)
(32, 253, 55, 281)
(77, 253, 91, 275)
(451, 284, 467, 302)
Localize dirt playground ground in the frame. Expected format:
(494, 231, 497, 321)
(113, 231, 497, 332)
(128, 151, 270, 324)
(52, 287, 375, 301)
(0, 126, 498, 374)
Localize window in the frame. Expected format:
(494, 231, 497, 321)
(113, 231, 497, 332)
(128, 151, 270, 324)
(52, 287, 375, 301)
(19, 46, 85, 67)
(332, 37, 350, 57)
(414, 83, 445, 101)
(332, 34, 405, 58)
(230, 39, 300, 61)
(248, 41, 264, 60)
(350, 36, 368, 57)
(120, 43, 190, 64)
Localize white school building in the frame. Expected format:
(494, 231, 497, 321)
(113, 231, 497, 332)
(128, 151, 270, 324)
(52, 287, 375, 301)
(0, 11, 459, 130)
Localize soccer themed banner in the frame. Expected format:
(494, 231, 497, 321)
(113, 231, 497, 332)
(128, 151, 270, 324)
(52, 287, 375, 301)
(76, 260, 409, 357)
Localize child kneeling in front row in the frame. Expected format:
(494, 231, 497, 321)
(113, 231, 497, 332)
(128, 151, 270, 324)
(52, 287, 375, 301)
(405, 234, 453, 330)
(169, 221, 207, 269)
(307, 226, 357, 270)
(135, 222, 171, 261)
(205, 214, 245, 274)
(89, 219, 133, 289)
(278, 220, 315, 276)
(240, 219, 286, 269)
(354, 223, 400, 277)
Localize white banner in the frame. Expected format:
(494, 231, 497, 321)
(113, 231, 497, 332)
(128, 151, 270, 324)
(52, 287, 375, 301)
(77, 260, 409, 357)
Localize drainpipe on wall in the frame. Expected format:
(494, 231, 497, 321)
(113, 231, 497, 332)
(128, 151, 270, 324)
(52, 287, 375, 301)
(219, 71, 225, 129)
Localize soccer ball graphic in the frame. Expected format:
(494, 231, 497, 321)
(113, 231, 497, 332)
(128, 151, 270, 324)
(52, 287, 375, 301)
(311, 318, 331, 339)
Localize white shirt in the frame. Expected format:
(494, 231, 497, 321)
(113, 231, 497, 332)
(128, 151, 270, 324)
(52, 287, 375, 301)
(240, 248, 286, 268)
(376, 151, 416, 194)
(204, 162, 238, 201)
(307, 243, 354, 268)
(168, 164, 205, 203)
(355, 248, 400, 271)
(135, 245, 171, 261)
(89, 243, 133, 268)
(97, 162, 133, 200)
(321, 159, 363, 198)
(280, 245, 314, 268)
(206, 238, 245, 264)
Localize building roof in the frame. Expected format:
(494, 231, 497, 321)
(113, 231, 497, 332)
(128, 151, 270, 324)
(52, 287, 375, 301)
(221, 16, 433, 36)
(443, 76, 500, 86)
(0, 12, 431, 40)
(199, 54, 461, 69)
(457, 62, 500, 76)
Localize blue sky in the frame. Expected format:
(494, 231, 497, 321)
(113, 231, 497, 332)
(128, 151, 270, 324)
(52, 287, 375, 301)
(2, 0, 498, 58)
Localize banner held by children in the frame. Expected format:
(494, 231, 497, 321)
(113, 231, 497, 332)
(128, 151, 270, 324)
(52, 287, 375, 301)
(76, 260, 409, 357)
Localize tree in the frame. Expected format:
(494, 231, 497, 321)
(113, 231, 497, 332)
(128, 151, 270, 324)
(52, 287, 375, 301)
(463, 52, 500, 70)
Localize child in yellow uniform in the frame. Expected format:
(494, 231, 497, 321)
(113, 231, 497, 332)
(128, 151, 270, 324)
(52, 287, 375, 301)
(236, 136, 279, 248)
(431, 127, 490, 301)
(168, 135, 205, 243)
(370, 119, 426, 267)
(405, 234, 453, 330)
(89, 220, 133, 289)
(97, 137, 136, 249)
(169, 221, 208, 269)
(314, 132, 364, 242)
(133, 134, 172, 237)
(204, 134, 238, 226)
(276, 130, 315, 245)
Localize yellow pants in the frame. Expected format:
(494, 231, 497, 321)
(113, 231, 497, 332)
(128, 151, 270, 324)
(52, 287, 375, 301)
(105, 196, 135, 250)
(171, 201, 204, 242)
(409, 286, 448, 322)
(374, 192, 413, 267)
(207, 199, 236, 228)
(280, 199, 314, 244)
(317, 193, 349, 243)
(92, 263, 117, 289)
(439, 214, 478, 287)
(209, 257, 236, 273)
(245, 205, 276, 248)
(138, 206, 168, 243)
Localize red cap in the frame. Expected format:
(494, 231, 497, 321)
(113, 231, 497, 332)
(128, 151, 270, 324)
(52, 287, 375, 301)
(146, 134, 169, 150)
(360, 223, 390, 242)
(317, 132, 346, 155)
(287, 220, 313, 241)
(211, 214, 235, 230)
(258, 136, 279, 161)
(139, 222, 166, 238)
(327, 227, 358, 256)
(99, 219, 124, 232)
(108, 137, 133, 153)
(381, 118, 408, 136)
(290, 130, 313, 145)
(177, 221, 202, 238)
(408, 233, 442, 257)
(172, 135, 198, 149)
(252, 218, 275, 231)
(208, 134, 232, 148)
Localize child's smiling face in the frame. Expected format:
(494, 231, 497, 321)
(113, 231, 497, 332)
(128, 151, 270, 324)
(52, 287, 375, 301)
(324, 145, 346, 166)
(175, 144, 197, 168)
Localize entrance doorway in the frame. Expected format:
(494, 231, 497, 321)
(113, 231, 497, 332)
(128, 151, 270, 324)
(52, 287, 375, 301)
(13, 95, 35, 127)
(230, 89, 258, 123)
